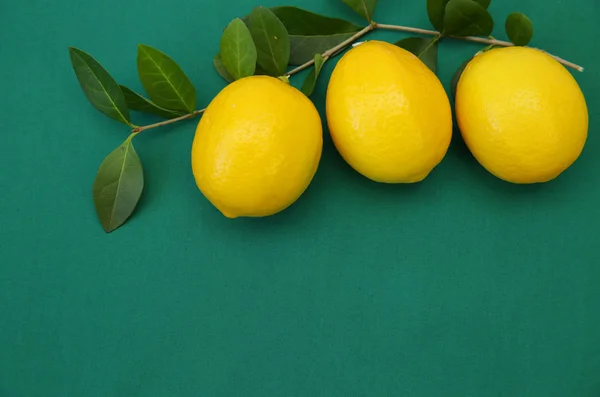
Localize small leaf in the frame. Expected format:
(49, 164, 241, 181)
(301, 54, 327, 96)
(120, 86, 185, 119)
(443, 0, 494, 37)
(220, 18, 257, 80)
(341, 0, 379, 22)
(213, 54, 234, 83)
(68, 47, 130, 125)
(249, 7, 290, 77)
(451, 56, 473, 98)
(395, 37, 439, 73)
(92, 135, 144, 233)
(270, 6, 363, 65)
(137, 44, 196, 113)
(505, 12, 533, 46)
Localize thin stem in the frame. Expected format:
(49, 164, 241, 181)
(375, 23, 584, 72)
(286, 24, 375, 77)
(131, 109, 206, 133)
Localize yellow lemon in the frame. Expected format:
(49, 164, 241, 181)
(456, 46, 588, 184)
(191, 76, 323, 218)
(326, 40, 452, 183)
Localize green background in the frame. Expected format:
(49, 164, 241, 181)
(1, 0, 599, 395)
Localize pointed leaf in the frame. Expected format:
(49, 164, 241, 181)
(443, 0, 494, 37)
(271, 7, 362, 34)
(120, 86, 185, 119)
(137, 44, 196, 113)
(92, 136, 144, 233)
(301, 54, 327, 96)
(267, 7, 363, 65)
(68, 47, 130, 125)
(214, 54, 234, 83)
(289, 33, 360, 65)
(451, 56, 473, 98)
(220, 18, 257, 80)
(505, 12, 533, 46)
(341, 0, 378, 22)
(248, 7, 290, 77)
(395, 37, 439, 73)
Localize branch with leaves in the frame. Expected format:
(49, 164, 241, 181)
(68, 0, 583, 233)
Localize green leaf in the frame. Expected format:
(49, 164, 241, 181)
(301, 54, 327, 96)
(443, 0, 494, 37)
(474, 0, 491, 9)
(395, 37, 439, 73)
(120, 86, 185, 119)
(220, 18, 257, 80)
(426, 0, 448, 32)
(428, 0, 490, 33)
(248, 7, 290, 77)
(341, 0, 379, 22)
(451, 56, 473, 98)
(213, 54, 234, 83)
(505, 12, 533, 46)
(92, 135, 144, 233)
(271, 7, 362, 35)
(269, 7, 363, 65)
(289, 33, 358, 65)
(137, 44, 196, 114)
(68, 47, 130, 125)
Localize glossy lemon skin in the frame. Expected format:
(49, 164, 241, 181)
(456, 46, 588, 184)
(192, 76, 323, 218)
(326, 40, 453, 183)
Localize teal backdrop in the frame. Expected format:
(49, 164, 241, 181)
(1, 0, 599, 395)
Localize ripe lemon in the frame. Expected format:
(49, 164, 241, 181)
(456, 46, 588, 184)
(191, 76, 323, 218)
(326, 40, 452, 183)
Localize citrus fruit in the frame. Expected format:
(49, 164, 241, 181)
(326, 40, 452, 183)
(456, 46, 588, 184)
(191, 76, 323, 218)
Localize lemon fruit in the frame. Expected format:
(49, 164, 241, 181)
(456, 46, 588, 184)
(326, 40, 452, 183)
(191, 76, 323, 218)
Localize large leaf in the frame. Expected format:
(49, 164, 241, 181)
(270, 7, 363, 65)
(505, 12, 533, 46)
(213, 54, 234, 83)
(341, 0, 379, 22)
(120, 86, 185, 119)
(288, 33, 358, 65)
(137, 44, 196, 114)
(271, 7, 362, 35)
(92, 135, 144, 233)
(68, 47, 130, 125)
(248, 7, 290, 76)
(443, 0, 494, 37)
(220, 18, 257, 80)
(395, 37, 439, 73)
(301, 54, 326, 96)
